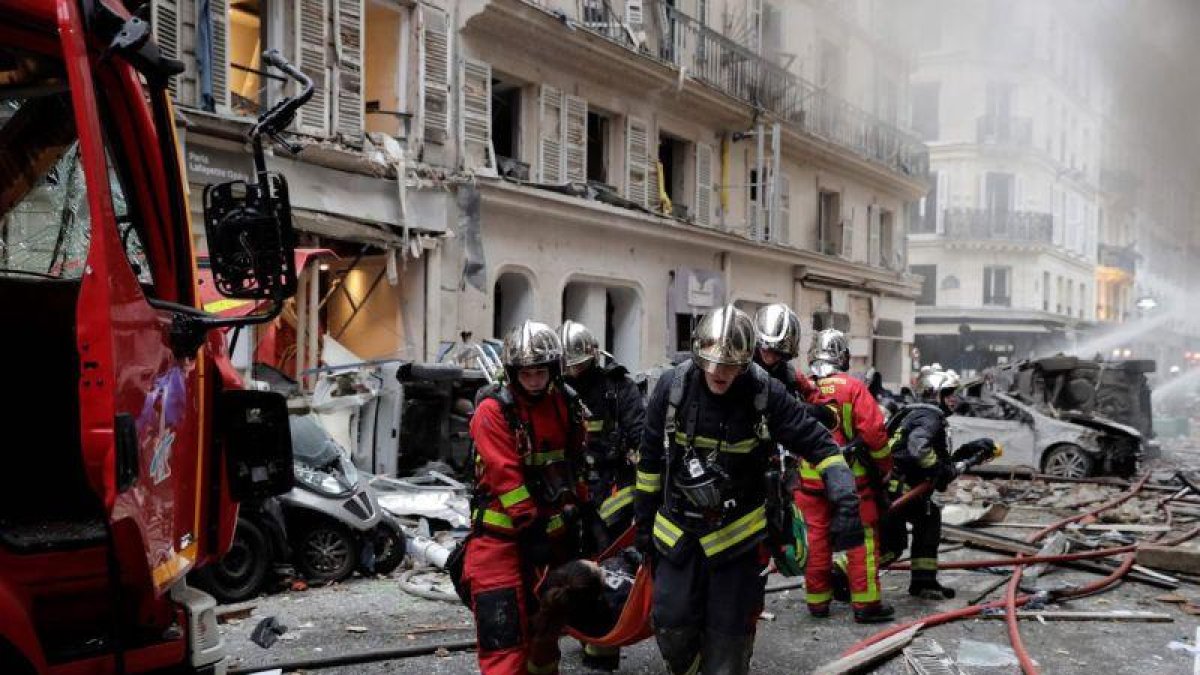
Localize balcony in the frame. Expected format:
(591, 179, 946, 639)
(1099, 243, 1138, 276)
(526, 0, 928, 179)
(943, 208, 1053, 243)
(976, 115, 1032, 147)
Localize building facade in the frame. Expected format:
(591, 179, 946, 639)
(907, 0, 1103, 376)
(159, 0, 928, 386)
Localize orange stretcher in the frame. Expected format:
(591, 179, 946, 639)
(550, 525, 655, 647)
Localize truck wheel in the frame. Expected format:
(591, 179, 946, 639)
(1042, 444, 1095, 478)
(190, 517, 271, 603)
(295, 521, 358, 583)
(361, 516, 407, 576)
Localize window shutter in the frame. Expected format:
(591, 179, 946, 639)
(626, 0, 644, 27)
(208, 0, 230, 112)
(564, 95, 587, 183)
(296, 0, 330, 136)
(333, 0, 364, 145)
(747, 167, 760, 240)
(152, 0, 182, 99)
(420, 5, 451, 146)
(625, 116, 649, 206)
(868, 205, 881, 265)
(775, 174, 790, 244)
(841, 212, 854, 259)
(460, 59, 493, 171)
(539, 85, 564, 184)
(695, 143, 713, 227)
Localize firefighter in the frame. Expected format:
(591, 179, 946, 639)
(797, 329, 894, 623)
(752, 303, 833, 423)
(558, 319, 644, 671)
(462, 320, 588, 674)
(880, 365, 963, 600)
(635, 305, 863, 674)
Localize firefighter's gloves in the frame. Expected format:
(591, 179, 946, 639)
(634, 523, 657, 567)
(517, 519, 554, 566)
(933, 462, 958, 492)
(823, 464, 865, 551)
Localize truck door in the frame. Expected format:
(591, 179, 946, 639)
(58, 0, 208, 594)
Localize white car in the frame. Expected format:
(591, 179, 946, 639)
(948, 392, 1142, 478)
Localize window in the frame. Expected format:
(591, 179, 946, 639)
(813, 312, 851, 333)
(912, 171, 938, 233)
(911, 83, 940, 141)
(1056, 275, 1063, 313)
(228, 0, 265, 117)
(493, 272, 534, 338)
(1043, 271, 1050, 311)
(675, 313, 698, 353)
(1079, 283, 1086, 318)
(1066, 279, 1074, 316)
(364, 1, 407, 137)
(586, 111, 609, 183)
(941, 275, 959, 290)
(657, 133, 691, 217)
(983, 266, 1011, 306)
(985, 81, 1013, 120)
(491, 81, 521, 163)
(818, 190, 845, 256)
(819, 41, 845, 96)
(912, 265, 937, 306)
(985, 172, 1014, 215)
(879, 208, 895, 267)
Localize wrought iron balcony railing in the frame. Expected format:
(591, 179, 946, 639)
(942, 208, 1053, 243)
(529, 0, 929, 179)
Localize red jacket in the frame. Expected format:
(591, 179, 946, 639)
(469, 384, 587, 537)
(799, 373, 891, 492)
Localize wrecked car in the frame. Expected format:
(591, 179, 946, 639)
(950, 391, 1142, 478)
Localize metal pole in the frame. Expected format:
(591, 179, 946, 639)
(769, 121, 781, 242)
(754, 121, 765, 240)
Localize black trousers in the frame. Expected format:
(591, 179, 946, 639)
(882, 494, 942, 582)
(651, 543, 765, 675)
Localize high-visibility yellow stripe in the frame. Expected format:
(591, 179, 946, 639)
(869, 445, 891, 460)
(636, 470, 662, 493)
(498, 484, 531, 508)
(699, 506, 766, 557)
(203, 298, 253, 314)
(546, 514, 565, 533)
(673, 432, 758, 454)
(852, 527, 880, 604)
(842, 402, 855, 440)
(586, 419, 606, 432)
(653, 512, 683, 547)
(806, 589, 833, 604)
(815, 455, 847, 473)
(684, 655, 701, 675)
(527, 658, 559, 674)
(527, 449, 566, 466)
(917, 450, 939, 468)
(476, 508, 514, 530)
(598, 486, 634, 521)
(910, 557, 939, 571)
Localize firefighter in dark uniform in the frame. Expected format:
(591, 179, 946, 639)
(558, 320, 644, 671)
(881, 365, 962, 600)
(462, 320, 588, 674)
(799, 329, 894, 623)
(752, 303, 821, 402)
(635, 305, 864, 674)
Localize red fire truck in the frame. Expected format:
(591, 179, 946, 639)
(0, 0, 308, 671)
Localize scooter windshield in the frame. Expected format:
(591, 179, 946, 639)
(290, 414, 344, 467)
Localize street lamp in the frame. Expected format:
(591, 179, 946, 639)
(1135, 296, 1159, 312)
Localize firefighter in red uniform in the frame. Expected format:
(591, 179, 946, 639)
(463, 320, 588, 674)
(796, 329, 895, 623)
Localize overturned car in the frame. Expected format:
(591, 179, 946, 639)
(952, 356, 1154, 478)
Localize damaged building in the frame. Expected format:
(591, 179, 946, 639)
(157, 0, 930, 387)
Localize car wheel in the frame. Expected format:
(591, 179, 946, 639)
(361, 516, 407, 576)
(190, 517, 271, 603)
(294, 521, 359, 583)
(1041, 444, 1095, 478)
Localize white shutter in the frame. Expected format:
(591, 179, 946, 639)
(565, 95, 587, 183)
(208, 0, 230, 112)
(841, 212, 854, 259)
(153, 0, 182, 99)
(539, 85, 564, 184)
(936, 171, 949, 233)
(747, 166, 760, 240)
(776, 175, 790, 244)
(695, 143, 713, 227)
(626, 0, 644, 26)
(868, 205, 881, 266)
(626, 116, 649, 207)
(420, 5, 451, 146)
(333, 0, 364, 145)
(460, 59, 493, 171)
(296, 0, 330, 136)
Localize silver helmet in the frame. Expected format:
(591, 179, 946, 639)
(916, 364, 961, 402)
(808, 329, 850, 377)
(558, 320, 600, 369)
(755, 303, 802, 358)
(691, 305, 756, 373)
(501, 320, 563, 373)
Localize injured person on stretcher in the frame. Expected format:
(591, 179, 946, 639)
(532, 549, 641, 642)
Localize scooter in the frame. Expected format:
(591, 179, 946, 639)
(282, 413, 406, 583)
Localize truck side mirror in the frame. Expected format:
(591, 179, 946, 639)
(202, 173, 298, 302)
(219, 389, 294, 501)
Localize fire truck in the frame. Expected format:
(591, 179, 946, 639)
(0, 0, 309, 671)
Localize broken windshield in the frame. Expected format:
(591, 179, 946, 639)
(0, 46, 148, 282)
